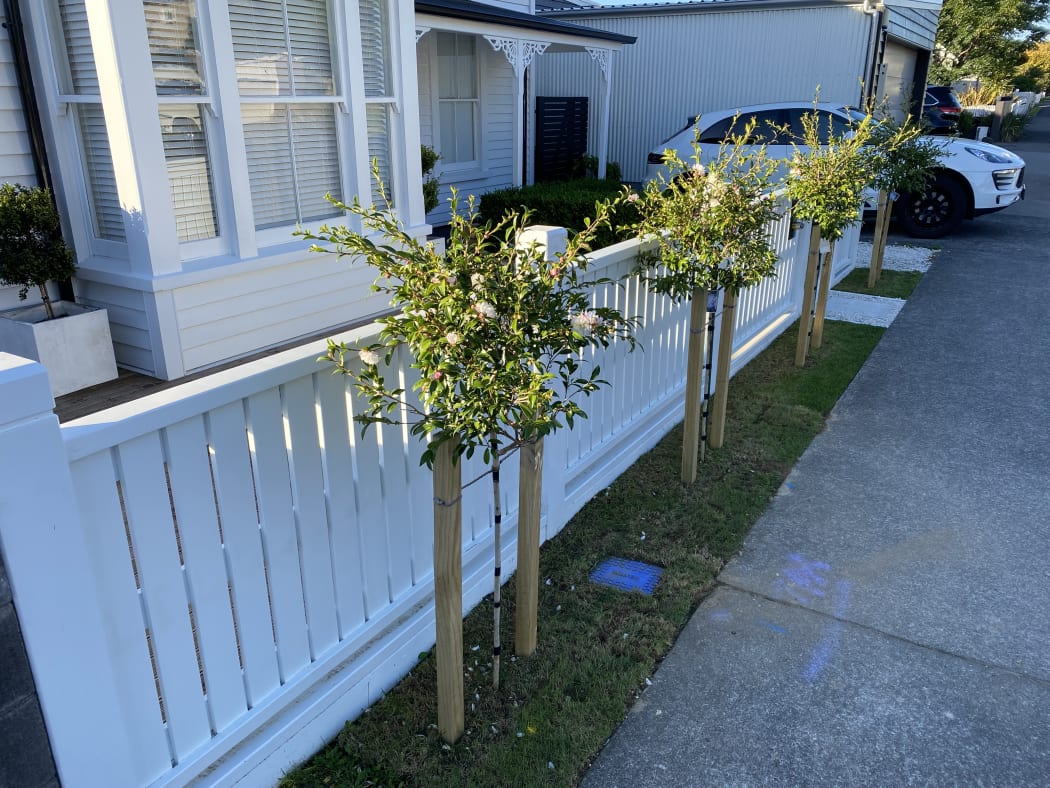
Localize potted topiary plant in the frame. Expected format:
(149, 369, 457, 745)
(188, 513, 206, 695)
(0, 183, 117, 396)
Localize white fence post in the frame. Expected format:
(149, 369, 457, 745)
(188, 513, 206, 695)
(0, 354, 141, 785)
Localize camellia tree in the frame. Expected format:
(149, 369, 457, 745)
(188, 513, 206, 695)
(786, 108, 875, 365)
(865, 120, 943, 286)
(297, 174, 636, 742)
(634, 125, 783, 481)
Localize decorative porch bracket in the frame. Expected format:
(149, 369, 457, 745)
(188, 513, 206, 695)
(585, 46, 610, 82)
(483, 36, 550, 79)
(415, 27, 431, 43)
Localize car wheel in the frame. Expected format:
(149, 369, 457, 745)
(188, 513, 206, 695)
(897, 174, 967, 239)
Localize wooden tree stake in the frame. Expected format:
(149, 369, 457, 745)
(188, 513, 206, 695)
(868, 189, 890, 288)
(707, 288, 737, 449)
(515, 438, 543, 656)
(680, 289, 708, 483)
(433, 440, 464, 743)
(795, 224, 822, 367)
(811, 240, 836, 350)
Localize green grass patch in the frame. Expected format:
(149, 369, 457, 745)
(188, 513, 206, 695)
(833, 268, 923, 300)
(281, 321, 884, 788)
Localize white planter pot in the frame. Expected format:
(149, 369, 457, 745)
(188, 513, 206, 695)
(0, 301, 118, 397)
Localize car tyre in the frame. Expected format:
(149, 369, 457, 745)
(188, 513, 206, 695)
(897, 173, 967, 239)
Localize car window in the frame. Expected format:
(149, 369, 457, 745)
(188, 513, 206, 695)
(699, 110, 786, 144)
(787, 109, 853, 144)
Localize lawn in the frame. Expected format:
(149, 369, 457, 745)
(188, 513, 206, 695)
(281, 320, 886, 788)
(833, 267, 923, 300)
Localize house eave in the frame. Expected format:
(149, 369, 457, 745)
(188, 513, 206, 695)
(415, 0, 636, 45)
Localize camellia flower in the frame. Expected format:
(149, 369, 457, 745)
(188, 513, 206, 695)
(626, 192, 639, 203)
(358, 348, 380, 366)
(692, 163, 707, 176)
(471, 273, 485, 287)
(446, 273, 457, 286)
(473, 301, 497, 319)
(570, 310, 603, 336)
(446, 331, 461, 346)
(432, 370, 443, 381)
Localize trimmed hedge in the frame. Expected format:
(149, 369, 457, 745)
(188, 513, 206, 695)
(478, 179, 639, 250)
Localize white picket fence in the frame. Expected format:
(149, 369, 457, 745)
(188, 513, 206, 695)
(0, 206, 860, 787)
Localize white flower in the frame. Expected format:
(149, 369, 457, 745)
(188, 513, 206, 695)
(445, 331, 461, 346)
(358, 348, 380, 366)
(626, 192, 640, 203)
(473, 301, 497, 319)
(471, 273, 485, 287)
(446, 273, 457, 286)
(692, 163, 707, 176)
(570, 310, 603, 336)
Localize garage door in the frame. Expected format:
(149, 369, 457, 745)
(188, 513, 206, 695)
(879, 40, 919, 122)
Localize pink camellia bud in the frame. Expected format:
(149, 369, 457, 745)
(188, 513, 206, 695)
(432, 370, 443, 381)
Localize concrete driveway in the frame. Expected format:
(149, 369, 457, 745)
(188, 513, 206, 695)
(582, 111, 1050, 786)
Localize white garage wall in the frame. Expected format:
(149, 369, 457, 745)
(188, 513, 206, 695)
(535, 4, 874, 183)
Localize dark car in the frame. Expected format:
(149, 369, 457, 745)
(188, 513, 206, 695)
(923, 86, 962, 135)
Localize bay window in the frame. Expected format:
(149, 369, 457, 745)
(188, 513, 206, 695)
(33, 0, 417, 271)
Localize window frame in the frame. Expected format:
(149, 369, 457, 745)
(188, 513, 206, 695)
(430, 31, 483, 178)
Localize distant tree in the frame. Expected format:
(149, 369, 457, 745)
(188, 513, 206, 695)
(930, 0, 1049, 86)
(1018, 40, 1050, 91)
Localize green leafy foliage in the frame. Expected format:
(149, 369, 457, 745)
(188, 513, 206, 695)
(297, 168, 638, 468)
(478, 179, 637, 250)
(785, 109, 875, 241)
(931, 0, 1049, 85)
(633, 122, 783, 301)
(421, 145, 440, 214)
(0, 183, 75, 320)
(867, 119, 943, 196)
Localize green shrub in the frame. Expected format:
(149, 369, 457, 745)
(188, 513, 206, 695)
(421, 145, 440, 213)
(999, 111, 1030, 142)
(569, 155, 623, 182)
(478, 179, 637, 250)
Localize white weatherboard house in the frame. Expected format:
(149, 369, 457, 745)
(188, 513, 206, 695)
(0, 0, 631, 383)
(535, 0, 943, 183)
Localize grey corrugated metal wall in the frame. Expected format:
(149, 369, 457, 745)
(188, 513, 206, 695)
(535, 5, 876, 182)
(885, 6, 939, 50)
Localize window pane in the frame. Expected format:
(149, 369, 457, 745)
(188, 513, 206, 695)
(358, 0, 390, 98)
(144, 0, 205, 95)
(242, 103, 340, 228)
(231, 0, 333, 96)
(54, 0, 99, 94)
(437, 33, 476, 100)
(291, 105, 341, 222)
(242, 103, 296, 228)
(366, 103, 393, 205)
(454, 103, 475, 161)
(74, 104, 125, 241)
(160, 105, 218, 241)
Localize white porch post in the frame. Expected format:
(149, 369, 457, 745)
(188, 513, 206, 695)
(485, 38, 549, 187)
(0, 355, 146, 784)
(587, 47, 613, 180)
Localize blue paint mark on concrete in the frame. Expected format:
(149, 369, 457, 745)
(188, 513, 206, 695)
(755, 619, 789, 635)
(708, 608, 733, 623)
(803, 579, 852, 684)
(772, 553, 830, 606)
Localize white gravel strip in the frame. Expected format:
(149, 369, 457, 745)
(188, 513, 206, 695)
(855, 241, 938, 272)
(825, 291, 906, 328)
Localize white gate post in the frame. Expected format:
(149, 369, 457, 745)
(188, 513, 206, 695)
(0, 354, 140, 785)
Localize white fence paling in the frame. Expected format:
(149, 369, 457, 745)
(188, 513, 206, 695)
(0, 201, 860, 787)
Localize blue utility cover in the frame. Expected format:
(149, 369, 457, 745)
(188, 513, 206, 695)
(590, 557, 664, 595)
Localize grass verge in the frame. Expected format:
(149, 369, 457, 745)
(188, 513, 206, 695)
(833, 268, 923, 300)
(281, 321, 884, 788)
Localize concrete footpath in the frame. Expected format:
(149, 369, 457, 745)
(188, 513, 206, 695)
(583, 113, 1050, 786)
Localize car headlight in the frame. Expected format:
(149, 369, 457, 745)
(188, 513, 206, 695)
(965, 146, 1015, 164)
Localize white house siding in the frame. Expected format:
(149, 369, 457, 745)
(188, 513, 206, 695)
(418, 36, 516, 226)
(535, 5, 873, 183)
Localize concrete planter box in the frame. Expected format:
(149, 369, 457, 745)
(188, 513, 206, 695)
(0, 302, 118, 397)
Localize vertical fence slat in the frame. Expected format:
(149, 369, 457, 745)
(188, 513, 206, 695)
(207, 402, 281, 706)
(69, 452, 172, 777)
(314, 372, 368, 638)
(401, 366, 436, 587)
(245, 390, 311, 679)
(117, 433, 213, 761)
(346, 388, 392, 618)
(284, 377, 341, 653)
(164, 416, 248, 733)
(379, 408, 415, 603)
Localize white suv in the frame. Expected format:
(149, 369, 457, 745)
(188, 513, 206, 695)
(643, 101, 1026, 238)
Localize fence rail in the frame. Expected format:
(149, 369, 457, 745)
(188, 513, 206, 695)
(0, 204, 860, 787)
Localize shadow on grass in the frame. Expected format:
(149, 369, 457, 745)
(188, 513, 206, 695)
(281, 320, 884, 788)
